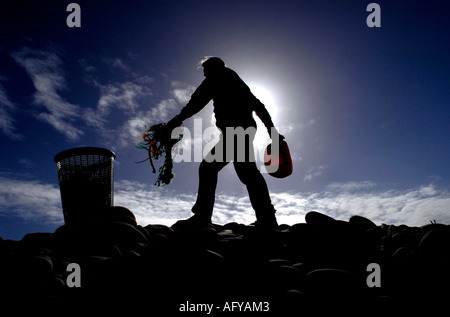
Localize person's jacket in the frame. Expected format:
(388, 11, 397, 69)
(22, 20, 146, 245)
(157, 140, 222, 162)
(177, 67, 274, 131)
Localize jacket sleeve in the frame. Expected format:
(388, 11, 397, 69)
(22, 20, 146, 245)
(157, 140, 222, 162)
(250, 93, 275, 129)
(177, 80, 212, 122)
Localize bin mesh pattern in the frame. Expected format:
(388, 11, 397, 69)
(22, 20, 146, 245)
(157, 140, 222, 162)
(55, 150, 115, 224)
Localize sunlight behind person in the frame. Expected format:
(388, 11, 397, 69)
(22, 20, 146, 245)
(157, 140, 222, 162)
(249, 84, 279, 155)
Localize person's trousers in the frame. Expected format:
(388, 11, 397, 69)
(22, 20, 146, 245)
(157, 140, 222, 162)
(191, 128, 276, 221)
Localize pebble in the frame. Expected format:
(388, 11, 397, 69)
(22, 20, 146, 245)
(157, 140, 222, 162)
(1, 208, 449, 312)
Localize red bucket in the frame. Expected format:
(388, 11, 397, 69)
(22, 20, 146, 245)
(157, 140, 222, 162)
(264, 140, 293, 178)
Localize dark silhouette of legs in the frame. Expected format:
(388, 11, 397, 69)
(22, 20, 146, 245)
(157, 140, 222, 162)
(233, 161, 276, 224)
(191, 131, 277, 227)
(191, 158, 227, 220)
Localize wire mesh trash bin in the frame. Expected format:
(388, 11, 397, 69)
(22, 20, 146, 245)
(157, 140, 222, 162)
(54, 147, 116, 226)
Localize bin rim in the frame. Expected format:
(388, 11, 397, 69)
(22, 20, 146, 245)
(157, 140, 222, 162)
(54, 147, 116, 163)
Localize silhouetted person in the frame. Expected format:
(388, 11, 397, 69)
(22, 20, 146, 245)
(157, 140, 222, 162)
(168, 57, 283, 229)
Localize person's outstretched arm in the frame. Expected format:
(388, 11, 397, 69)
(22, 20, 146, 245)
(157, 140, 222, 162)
(167, 80, 212, 129)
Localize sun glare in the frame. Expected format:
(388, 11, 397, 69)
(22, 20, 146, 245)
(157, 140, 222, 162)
(249, 84, 279, 153)
(207, 84, 280, 160)
(249, 84, 278, 120)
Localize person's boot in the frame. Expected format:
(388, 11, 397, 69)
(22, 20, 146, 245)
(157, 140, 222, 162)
(172, 214, 212, 230)
(251, 212, 278, 230)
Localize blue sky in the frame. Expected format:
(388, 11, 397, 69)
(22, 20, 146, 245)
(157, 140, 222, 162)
(1, 0, 449, 239)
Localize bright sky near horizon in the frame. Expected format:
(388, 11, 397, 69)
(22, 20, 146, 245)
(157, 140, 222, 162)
(1, 0, 449, 239)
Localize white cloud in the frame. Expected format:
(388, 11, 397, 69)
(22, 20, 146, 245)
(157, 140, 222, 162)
(78, 58, 96, 73)
(171, 81, 195, 104)
(11, 47, 84, 140)
(280, 119, 315, 136)
(9, 47, 192, 149)
(0, 82, 24, 140)
(117, 82, 193, 148)
(84, 79, 153, 138)
(132, 75, 154, 86)
(103, 57, 130, 72)
(113, 180, 450, 227)
(0, 177, 62, 224)
(304, 165, 327, 181)
(117, 100, 177, 148)
(114, 180, 195, 225)
(10, 48, 157, 142)
(114, 180, 256, 226)
(288, 183, 450, 226)
(326, 180, 376, 192)
(151, 98, 178, 123)
(0, 177, 449, 228)
(122, 116, 148, 143)
(95, 80, 149, 115)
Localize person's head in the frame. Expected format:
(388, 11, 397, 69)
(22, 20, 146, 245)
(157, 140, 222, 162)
(200, 56, 226, 77)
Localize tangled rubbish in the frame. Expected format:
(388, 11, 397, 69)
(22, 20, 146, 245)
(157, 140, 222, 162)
(135, 123, 184, 186)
